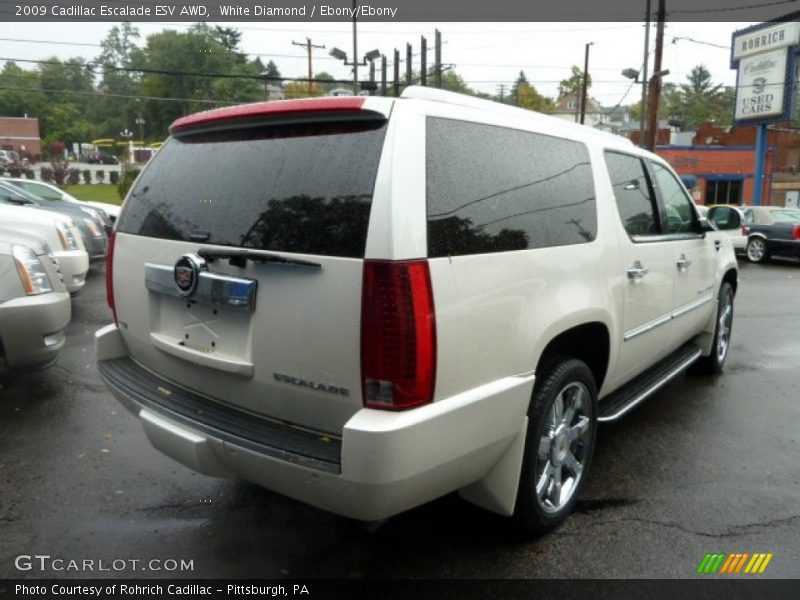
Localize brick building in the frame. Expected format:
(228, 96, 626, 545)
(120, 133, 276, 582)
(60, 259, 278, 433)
(654, 122, 800, 207)
(0, 117, 42, 159)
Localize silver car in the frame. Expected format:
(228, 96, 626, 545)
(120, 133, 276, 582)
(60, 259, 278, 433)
(0, 232, 71, 374)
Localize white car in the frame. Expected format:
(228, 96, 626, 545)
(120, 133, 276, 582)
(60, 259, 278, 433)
(2, 177, 121, 224)
(0, 232, 71, 374)
(0, 205, 89, 294)
(97, 88, 738, 535)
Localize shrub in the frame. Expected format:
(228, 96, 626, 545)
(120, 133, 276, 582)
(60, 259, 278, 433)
(117, 168, 140, 200)
(109, 170, 120, 185)
(82, 169, 91, 184)
(95, 169, 105, 183)
(24, 169, 35, 179)
(67, 168, 80, 186)
(40, 166, 53, 183)
(51, 162, 67, 186)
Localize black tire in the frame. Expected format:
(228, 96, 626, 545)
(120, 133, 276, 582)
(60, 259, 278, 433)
(512, 356, 598, 536)
(745, 237, 770, 263)
(694, 282, 734, 375)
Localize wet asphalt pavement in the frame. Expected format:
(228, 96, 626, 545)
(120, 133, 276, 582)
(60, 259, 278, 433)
(1, 258, 799, 580)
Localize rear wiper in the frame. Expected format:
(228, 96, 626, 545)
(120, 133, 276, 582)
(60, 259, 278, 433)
(198, 247, 321, 269)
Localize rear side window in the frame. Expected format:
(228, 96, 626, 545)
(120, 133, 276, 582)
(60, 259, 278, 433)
(604, 152, 658, 237)
(117, 118, 388, 258)
(426, 118, 597, 257)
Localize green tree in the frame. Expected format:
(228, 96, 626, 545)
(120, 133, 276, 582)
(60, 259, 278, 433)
(262, 60, 281, 82)
(314, 71, 337, 92)
(94, 23, 144, 140)
(440, 70, 474, 95)
(41, 104, 93, 149)
(631, 66, 735, 130)
(558, 65, 591, 100)
(138, 25, 261, 136)
(674, 65, 733, 129)
(517, 81, 554, 113)
(511, 71, 529, 105)
(0, 62, 45, 118)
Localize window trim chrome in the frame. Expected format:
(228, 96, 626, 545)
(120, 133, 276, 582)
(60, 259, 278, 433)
(144, 263, 257, 311)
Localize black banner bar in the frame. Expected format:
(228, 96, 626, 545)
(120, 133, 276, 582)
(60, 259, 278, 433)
(1, 0, 799, 22)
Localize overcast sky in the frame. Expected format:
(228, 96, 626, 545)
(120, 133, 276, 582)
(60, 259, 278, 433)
(1, 21, 753, 104)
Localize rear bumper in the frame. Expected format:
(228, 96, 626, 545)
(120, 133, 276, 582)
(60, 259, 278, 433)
(95, 324, 533, 521)
(730, 235, 746, 252)
(0, 291, 71, 370)
(53, 249, 89, 293)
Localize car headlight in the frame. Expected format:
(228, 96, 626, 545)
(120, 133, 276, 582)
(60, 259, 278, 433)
(12, 245, 53, 295)
(83, 218, 103, 238)
(55, 221, 80, 250)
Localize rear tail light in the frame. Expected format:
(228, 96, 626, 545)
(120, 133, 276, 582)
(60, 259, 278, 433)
(742, 224, 750, 236)
(106, 230, 117, 324)
(793, 224, 800, 241)
(361, 260, 436, 410)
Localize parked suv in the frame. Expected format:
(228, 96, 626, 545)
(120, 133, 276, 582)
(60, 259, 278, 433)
(97, 89, 738, 534)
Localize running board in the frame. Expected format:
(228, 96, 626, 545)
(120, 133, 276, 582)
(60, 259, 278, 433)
(598, 343, 703, 423)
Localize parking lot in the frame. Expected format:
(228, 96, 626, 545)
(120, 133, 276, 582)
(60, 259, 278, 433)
(1, 258, 799, 579)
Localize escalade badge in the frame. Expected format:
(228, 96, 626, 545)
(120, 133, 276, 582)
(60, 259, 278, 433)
(174, 254, 207, 297)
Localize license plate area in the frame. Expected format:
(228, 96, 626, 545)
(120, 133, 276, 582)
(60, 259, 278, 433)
(144, 263, 256, 369)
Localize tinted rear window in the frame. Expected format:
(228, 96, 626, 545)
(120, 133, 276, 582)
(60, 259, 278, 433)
(426, 117, 596, 257)
(117, 118, 388, 258)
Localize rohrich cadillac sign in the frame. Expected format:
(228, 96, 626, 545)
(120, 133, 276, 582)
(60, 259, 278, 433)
(731, 20, 800, 125)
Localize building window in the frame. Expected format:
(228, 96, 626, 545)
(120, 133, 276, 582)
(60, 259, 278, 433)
(705, 179, 742, 205)
(567, 101, 577, 110)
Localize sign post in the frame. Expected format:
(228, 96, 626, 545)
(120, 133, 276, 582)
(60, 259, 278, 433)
(731, 17, 800, 206)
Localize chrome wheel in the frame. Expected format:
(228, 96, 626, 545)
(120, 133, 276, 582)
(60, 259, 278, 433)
(746, 238, 766, 262)
(535, 381, 592, 514)
(716, 294, 733, 363)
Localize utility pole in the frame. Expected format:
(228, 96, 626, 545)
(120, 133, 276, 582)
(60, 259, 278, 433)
(434, 29, 442, 88)
(381, 54, 387, 96)
(421, 36, 427, 86)
(639, 0, 652, 146)
(406, 43, 413, 86)
(498, 84, 506, 103)
(579, 42, 593, 125)
(352, 0, 359, 94)
(645, 0, 665, 151)
(292, 38, 325, 97)
(393, 48, 400, 97)
(369, 59, 376, 96)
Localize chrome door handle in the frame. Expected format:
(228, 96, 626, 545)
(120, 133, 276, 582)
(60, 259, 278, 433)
(676, 254, 692, 271)
(627, 261, 649, 281)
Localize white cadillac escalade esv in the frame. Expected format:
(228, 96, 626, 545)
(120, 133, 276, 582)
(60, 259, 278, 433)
(96, 88, 738, 535)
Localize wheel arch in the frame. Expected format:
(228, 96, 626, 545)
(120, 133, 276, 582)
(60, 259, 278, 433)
(536, 322, 611, 392)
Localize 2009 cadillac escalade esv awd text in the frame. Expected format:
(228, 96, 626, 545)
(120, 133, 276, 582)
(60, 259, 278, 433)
(96, 88, 738, 535)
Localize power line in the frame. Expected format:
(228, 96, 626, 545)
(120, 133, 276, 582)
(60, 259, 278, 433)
(671, 36, 729, 50)
(668, 0, 795, 13)
(0, 56, 356, 85)
(0, 85, 243, 105)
